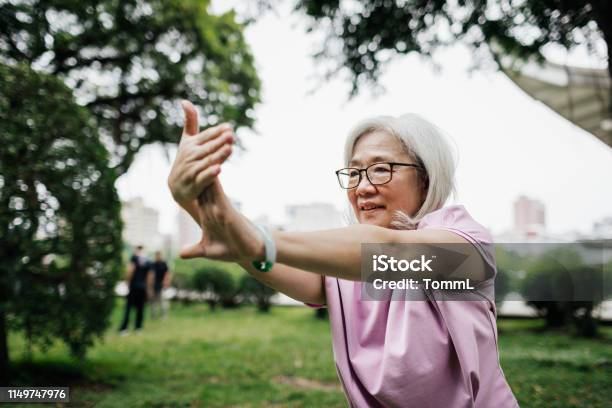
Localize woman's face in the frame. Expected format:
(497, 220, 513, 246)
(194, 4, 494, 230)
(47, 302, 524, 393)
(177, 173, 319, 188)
(348, 130, 425, 228)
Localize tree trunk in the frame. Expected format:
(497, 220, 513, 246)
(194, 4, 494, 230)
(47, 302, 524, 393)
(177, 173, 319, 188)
(544, 302, 568, 328)
(593, 1, 612, 117)
(257, 301, 270, 313)
(574, 303, 598, 338)
(0, 308, 9, 386)
(315, 307, 328, 320)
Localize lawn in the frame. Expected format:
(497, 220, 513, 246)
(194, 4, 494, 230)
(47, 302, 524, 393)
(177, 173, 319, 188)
(7, 301, 612, 407)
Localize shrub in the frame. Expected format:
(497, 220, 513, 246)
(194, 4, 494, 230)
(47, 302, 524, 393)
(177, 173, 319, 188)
(193, 265, 240, 310)
(520, 249, 603, 337)
(239, 275, 276, 312)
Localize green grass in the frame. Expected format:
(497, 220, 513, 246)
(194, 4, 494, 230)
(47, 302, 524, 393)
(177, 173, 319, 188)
(7, 302, 612, 407)
(497, 319, 611, 407)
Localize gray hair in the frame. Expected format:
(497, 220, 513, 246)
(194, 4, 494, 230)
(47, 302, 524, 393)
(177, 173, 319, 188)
(343, 113, 457, 229)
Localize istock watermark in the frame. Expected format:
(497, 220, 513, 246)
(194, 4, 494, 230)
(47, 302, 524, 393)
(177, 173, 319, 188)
(372, 254, 434, 272)
(360, 242, 610, 302)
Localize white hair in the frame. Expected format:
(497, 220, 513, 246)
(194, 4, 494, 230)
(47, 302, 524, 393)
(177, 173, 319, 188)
(343, 113, 457, 229)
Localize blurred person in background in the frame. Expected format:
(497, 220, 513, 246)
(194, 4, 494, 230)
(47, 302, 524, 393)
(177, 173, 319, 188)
(119, 245, 151, 334)
(150, 250, 172, 319)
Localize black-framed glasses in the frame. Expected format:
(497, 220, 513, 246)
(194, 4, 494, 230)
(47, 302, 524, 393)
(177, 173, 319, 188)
(335, 162, 422, 189)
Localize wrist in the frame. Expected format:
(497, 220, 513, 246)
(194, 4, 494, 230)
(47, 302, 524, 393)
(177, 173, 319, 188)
(176, 198, 201, 222)
(233, 213, 266, 260)
(172, 193, 192, 208)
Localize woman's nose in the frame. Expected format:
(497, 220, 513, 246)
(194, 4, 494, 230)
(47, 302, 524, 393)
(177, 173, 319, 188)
(355, 174, 377, 195)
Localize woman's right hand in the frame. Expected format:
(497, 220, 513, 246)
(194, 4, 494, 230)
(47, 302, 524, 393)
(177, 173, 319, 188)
(167, 100, 235, 206)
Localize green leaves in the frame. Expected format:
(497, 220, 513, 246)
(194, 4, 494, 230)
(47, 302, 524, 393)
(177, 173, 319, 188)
(0, 0, 261, 174)
(0, 63, 123, 360)
(292, 0, 607, 95)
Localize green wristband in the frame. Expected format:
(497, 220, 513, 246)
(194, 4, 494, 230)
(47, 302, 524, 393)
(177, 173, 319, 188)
(251, 260, 274, 273)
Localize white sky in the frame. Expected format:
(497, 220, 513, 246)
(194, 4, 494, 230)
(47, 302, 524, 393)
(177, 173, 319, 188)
(116, 2, 612, 237)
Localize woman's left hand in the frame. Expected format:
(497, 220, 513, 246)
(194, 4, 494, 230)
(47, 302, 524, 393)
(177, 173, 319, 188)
(179, 178, 265, 263)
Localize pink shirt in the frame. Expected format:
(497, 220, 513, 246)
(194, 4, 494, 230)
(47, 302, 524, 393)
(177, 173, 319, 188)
(317, 205, 519, 408)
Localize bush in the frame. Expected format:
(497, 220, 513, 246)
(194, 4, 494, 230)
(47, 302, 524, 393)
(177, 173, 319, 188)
(314, 308, 328, 320)
(193, 265, 240, 310)
(171, 270, 196, 305)
(172, 258, 246, 307)
(520, 248, 603, 337)
(239, 275, 276, 312)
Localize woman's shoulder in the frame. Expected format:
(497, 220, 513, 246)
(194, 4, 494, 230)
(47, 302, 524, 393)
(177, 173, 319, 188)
(419, 205, 498, 289)
(417, 204, 493, 244)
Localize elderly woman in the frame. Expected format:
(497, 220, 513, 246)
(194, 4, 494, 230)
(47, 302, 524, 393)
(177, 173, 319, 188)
(168, 101, 519, 408)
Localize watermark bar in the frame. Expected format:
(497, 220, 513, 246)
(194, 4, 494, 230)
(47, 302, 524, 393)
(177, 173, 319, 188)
(360, 242, 610, 302)
(0, 387, 70, 403)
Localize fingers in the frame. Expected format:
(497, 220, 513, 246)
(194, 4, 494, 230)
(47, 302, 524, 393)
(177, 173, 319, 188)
(181, 100, 199, 136)
(193, 164, 222, 193)
(191, 144, 232, 177)
(188, 130, 234, 162)
(192, 123, 233, 145)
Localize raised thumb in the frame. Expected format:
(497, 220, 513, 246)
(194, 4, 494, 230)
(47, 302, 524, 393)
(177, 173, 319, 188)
(181, 100, 199, 136)
(180, 241, 206, 259)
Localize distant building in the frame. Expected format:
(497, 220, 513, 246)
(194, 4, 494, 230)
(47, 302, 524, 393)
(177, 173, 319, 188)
(494, 195, 569, 243)
(177, 208, 201, 251)
(285, 202, 342, 232)
(121, 197, 162, 251)
(592, 216, 612, 239)
(161, 233, 175, 259)
(513, 195, 546, 235)
(175, 198, 241, 252)
(252, 214, 283, 230)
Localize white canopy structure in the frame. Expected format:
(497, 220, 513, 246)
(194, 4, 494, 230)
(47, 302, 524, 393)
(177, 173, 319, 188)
(500, 58, 611, 149)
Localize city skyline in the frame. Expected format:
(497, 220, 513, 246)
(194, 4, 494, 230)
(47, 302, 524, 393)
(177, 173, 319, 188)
(116, 2, 612, 239)
(119, 194, 610, 253)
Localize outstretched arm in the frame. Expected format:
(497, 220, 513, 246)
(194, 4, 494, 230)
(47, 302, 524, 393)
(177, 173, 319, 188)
(181, 193, 485, 281)
(273, 226, 486, 282)
(178, 199, 326, 304)
(182, 184, 486, 284)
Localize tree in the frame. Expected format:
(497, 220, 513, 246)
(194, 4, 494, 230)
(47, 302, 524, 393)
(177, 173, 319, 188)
(291, 0, 610, 106)
(314, 307, 328, 319)
(0, 63, 123, 384)
(520, 248, 603, 337)
(494, 267, 512, 307)
(0, 1, 261, 383)
(193, 266, 239, 310)
(0, 0, 261, 174)
(494, 245, 525, 307)
(172, 269, 197, 305)
(239, 274, 277, 312)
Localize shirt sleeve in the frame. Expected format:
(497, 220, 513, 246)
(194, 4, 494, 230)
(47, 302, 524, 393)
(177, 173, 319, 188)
(305, 303, 326, 308)
(418, 205, 496, 280)
(303, 276, 327, 308)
